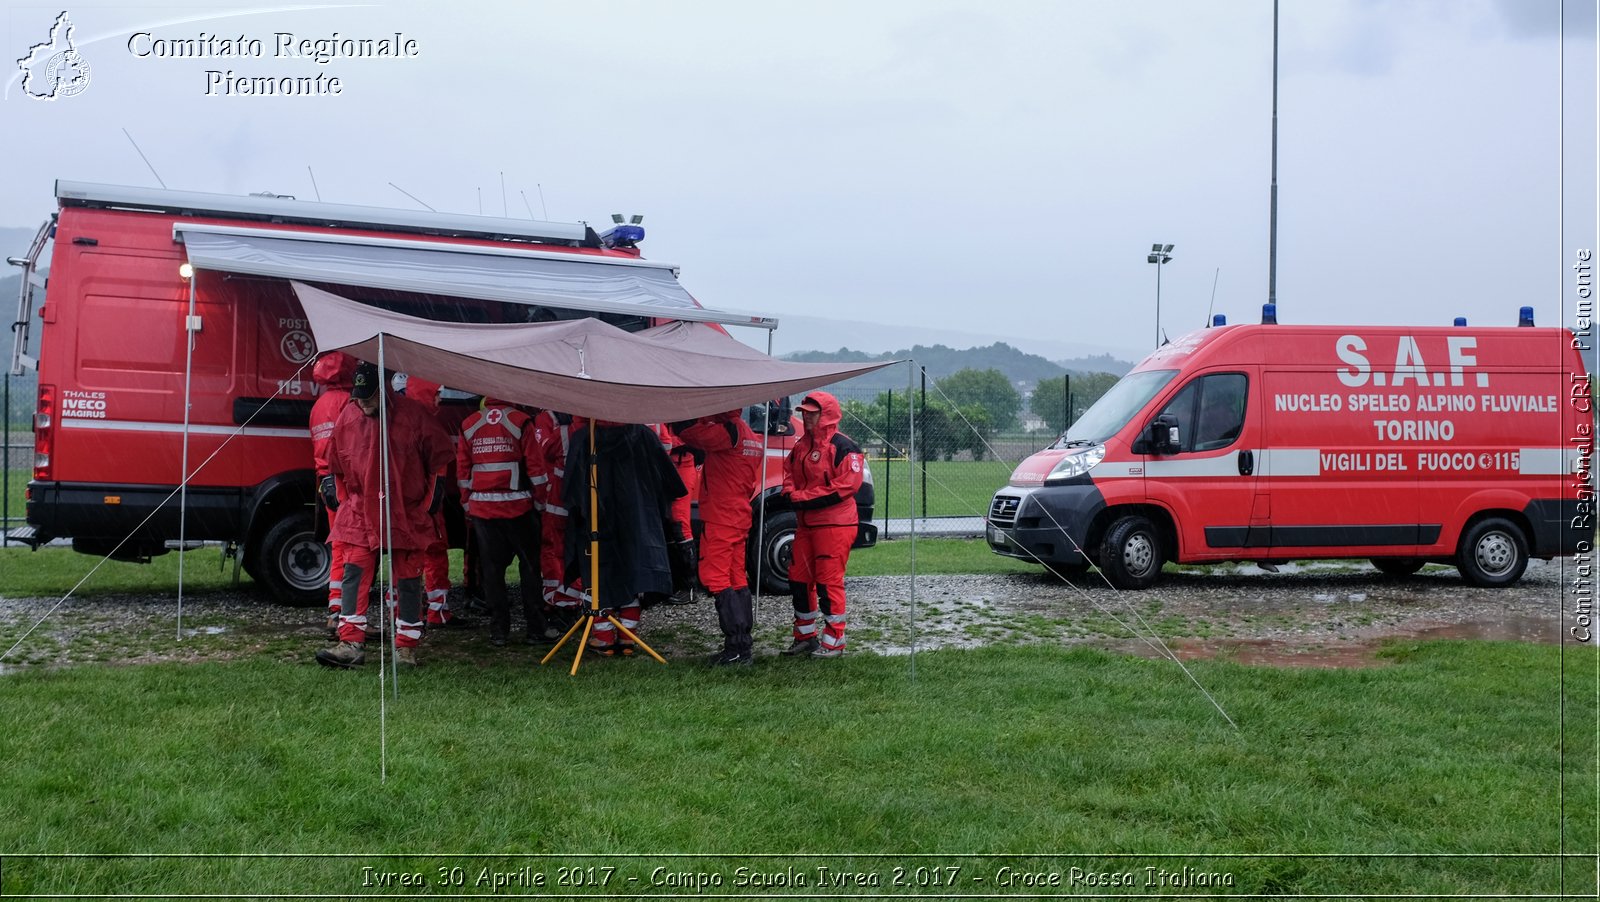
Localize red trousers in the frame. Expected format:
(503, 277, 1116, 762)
(540, 509, 585, 609)
(326, 539, 346, 614)
(423, 516, 453, 625)
(789, 524, 854, 650)
(698, 520, 749, 594)
(333, 543, 424, 647)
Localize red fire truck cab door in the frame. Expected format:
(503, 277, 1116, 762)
(1140, 370, 1263, 559)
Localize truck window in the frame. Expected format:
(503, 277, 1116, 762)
(1057, 369, 1178, 446)
(1153, 372, 1247, 453)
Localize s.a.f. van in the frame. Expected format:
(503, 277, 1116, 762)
(988, 307, 1593, 588)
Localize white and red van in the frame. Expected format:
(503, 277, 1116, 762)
(12, 181, 871, 604)
(988, 306, 1593, 588)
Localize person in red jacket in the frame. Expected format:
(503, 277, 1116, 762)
(315, 362, 454, 668)
(534, 409, 586, 624)
(456, 398, 550, 646)
(671, 411, 763, 666)
(651, 422, 701, 604)
(400, 375, 461, 627)
(309, 352, 357, 633)
(781, 391, 865, 658)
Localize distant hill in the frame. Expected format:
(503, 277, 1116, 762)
(786, 342, 1132, 397)
(1055, 353, 1133, 377)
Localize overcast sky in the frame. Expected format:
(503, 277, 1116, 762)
(3, 0, 1595, 362)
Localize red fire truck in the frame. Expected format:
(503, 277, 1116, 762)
(11, 181, 872, 604)
(988, 305, 1593, 588)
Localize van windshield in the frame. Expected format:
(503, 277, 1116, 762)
(1053, 369, 1178, 446)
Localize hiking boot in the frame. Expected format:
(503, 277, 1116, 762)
(780, 638, 819, 657)
(665, 589, 694, 606)
(811, 645, 844, 659)
(489, 630, 508, 648)
(708, 648, 753, 668)
(315, 641, 365, 669)
(396, 646, 421, 667)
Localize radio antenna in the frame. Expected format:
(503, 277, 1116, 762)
(1205, 267, 1220, 326)
(500, 171, 507, 217)
(536, 183, 549, 219)
(306, 166, 322, 201)
(121, 128, 167, 189)
(520, 190, 536, 220)
(388, 182, 435, 211)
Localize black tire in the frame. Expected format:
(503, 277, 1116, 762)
(1098, 514, 1164, 590)
(251, 510, 329, 606)
(1456, 517, 1528, 588)
(751, 510, 797, 595)
(1370, 557, 1425, 577)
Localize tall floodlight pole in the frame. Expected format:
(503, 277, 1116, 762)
(1268, 0, 1279, 308)
(1147, 244, 1174, 348)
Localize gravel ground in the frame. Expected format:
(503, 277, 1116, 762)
(0, 559, 1581, 672)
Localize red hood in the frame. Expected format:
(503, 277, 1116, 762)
(311, 352, 357, 388)
(799, 391, 841, 443)
(405, 376, 441, 413)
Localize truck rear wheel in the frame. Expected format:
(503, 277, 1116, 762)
(251, 510, 329, 606)
(1456, 517, 1528, 588)
(1370, 558, 1425, 577)
(1099, 514, 1163, 590)
(752, 511, 796, 596)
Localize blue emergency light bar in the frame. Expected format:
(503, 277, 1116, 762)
(1261, 303, 1277, 325)
(1519, 306, 1535, 327)
(1454, 317, 1468, 326)
(1212, 314, 1226, 327)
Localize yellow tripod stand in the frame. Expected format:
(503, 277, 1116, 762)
(541, 420, 667, 675)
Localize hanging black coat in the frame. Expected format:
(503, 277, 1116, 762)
(563, 423, 687, 610)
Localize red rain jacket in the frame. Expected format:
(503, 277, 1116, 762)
(675, 412, 762, 529)
(783, 392, 864, 528)
(327, 392, 454, 550)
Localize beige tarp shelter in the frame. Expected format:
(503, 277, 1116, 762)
(291, 282, 895, 421)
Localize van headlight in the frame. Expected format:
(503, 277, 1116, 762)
(1045, 444, 1106, 483)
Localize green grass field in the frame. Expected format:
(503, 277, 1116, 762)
(868, 458, 1015, 519)
(0, 642, 1593, 895)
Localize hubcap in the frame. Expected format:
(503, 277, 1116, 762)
(284, 536, 329, 591)
(1475, 532, 1515, 577)
(770, 532, 794, 575)
(1123, 532, 1155, 576)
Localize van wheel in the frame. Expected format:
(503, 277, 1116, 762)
(1370, 558, 1424, 577)
(1099, 515, 1163, 589)
(1456, 518, 1528, 588)
(752, 511, 797, 595)
(251, 510, 329, 606)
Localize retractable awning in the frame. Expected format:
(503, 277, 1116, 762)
(175, 223, 778, 330)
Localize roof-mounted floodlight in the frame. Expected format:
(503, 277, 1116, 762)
(611, 213, 625, 224)
(630, 214, 644, 225)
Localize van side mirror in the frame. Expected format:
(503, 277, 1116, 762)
(748, 397, 794, 436)
(1149, 414, 1181, 455)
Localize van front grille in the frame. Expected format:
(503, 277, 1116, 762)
(988, 495, 1021, 529)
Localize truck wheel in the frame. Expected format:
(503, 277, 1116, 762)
(752, 511, 797, 595)
(1099, 514, 1163, 589)
(251, 510, 329, 606)
(1456, 518, 1528, 588)
(1370, 558, 1425, 577)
